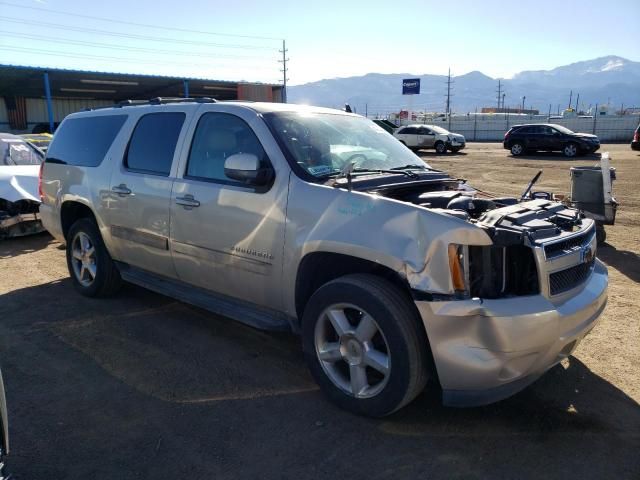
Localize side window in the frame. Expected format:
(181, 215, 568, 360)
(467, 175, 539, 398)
(419, 127, 433, 135)
(186, 112, 268, 184)
(45, 115, 127, 167)
(125, 112, 185, 176)
(401, 127, 417, 135)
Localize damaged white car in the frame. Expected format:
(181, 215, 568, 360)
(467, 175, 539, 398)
(0, 133, 46, 238)
(40, 102, 607, 417)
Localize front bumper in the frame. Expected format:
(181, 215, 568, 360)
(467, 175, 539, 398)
(415, 259, 608, 407)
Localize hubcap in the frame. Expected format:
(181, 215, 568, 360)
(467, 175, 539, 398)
(512, 144, 523, 155)
(565, 144, 577, 156)
(71, 232, 97, 287)
(314, 304, 391, 399)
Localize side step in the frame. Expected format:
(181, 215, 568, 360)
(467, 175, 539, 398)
(117, 263, 292, 332)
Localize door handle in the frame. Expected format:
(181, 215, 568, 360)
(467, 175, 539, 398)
(175, 195, 200, 208)
(112, 184, 132, 195)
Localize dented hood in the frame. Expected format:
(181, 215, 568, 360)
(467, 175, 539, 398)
(0, 165, 40, 203)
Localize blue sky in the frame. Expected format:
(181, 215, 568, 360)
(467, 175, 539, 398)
(1, 0, 639, 85)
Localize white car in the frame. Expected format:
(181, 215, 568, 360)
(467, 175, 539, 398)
(0, 133, 45, 238)
(394, 124, 466, 154)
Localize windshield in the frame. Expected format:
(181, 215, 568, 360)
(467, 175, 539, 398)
(429, 125, 450, 134)
(0, 137, 44, 166)
(264, 112, 431, 177)
(551, 124, 574, 135)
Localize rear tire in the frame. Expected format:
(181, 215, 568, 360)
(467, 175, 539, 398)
(66, 218, 122, 297)
(302, 274, 429, 417)
(435, 141, 447, 154)
(510, 142, 524, 156)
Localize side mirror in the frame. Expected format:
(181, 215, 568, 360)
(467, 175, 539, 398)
(224, 153, 273, 186)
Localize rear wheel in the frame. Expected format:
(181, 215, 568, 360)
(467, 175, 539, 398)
(302, 274, 429, 417)
(66, 218, 122, 297)
(510, 142, 524, 156)
(563, 142, 578, 158)
(435, 141, 447, 154)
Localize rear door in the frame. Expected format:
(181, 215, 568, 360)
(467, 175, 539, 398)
(169, 106, 288, 311)
(106, 108, 191, 278)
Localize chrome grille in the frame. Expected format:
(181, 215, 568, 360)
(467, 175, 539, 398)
(549, 259, 595, 296)
(544, 230, 594, 259)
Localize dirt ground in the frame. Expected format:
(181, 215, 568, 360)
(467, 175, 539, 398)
(0, 143, 638, 479)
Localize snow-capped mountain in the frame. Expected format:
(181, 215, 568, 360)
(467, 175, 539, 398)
(287, 56, 640, 114)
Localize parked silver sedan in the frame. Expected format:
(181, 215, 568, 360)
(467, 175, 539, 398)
(394, 124, 466, 153)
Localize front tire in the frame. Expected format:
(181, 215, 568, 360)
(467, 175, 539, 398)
(563, 142, 578, 158)
(302, 274, 429, 417)
(435, 141, 447, 154)
(66, 218, 122, 297)
(510, 142, 524, 156)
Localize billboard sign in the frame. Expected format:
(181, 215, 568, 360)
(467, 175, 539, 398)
(402, 78, 420, 95)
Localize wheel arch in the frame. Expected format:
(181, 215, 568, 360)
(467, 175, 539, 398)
(60, 200, 98, 241)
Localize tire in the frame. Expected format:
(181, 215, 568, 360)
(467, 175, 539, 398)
(510, 142, 524, 156)
(563, 142, 578, 158)
(302, 274, 429, 417)
(435, 141, 447, 154)
(596, 224, 607, 245)
(66, 218, 122, 297)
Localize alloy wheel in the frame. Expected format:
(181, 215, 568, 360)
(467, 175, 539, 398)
(71, 231, 97, 287)
(314, 303, 391, 399)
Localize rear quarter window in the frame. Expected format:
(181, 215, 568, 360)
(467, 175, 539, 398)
(45, 115, 127, 167)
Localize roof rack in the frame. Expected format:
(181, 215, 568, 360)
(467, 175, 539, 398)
(85, 97, 217, 111)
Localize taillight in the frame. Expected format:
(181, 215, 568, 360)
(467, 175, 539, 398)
(634, 130, 639, 142)
(504, 131, 510, 140)
(38, 162, 45, 202)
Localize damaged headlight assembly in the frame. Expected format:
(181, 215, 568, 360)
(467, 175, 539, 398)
(448, 243, 540, 300)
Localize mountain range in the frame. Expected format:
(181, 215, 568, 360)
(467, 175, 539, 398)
(287, 56, 640, 115)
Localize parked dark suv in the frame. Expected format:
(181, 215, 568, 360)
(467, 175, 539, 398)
(504, 123, 600, 158)
(631, 123, 640, 151)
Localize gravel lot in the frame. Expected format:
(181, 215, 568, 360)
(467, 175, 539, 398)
(1, 143, 638, 479)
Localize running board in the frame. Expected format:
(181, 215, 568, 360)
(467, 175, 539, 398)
(116, 263, 293, 332)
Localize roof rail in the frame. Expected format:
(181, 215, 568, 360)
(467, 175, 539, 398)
(85, 97, 217, 111)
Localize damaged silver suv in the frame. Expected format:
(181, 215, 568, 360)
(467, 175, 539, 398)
(39, 99, 608, 416)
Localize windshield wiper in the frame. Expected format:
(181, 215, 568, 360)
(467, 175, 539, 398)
(390, 164, 430, 171)
(351, 168, 419, 179)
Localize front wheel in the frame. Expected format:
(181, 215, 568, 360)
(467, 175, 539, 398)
(510, 142, 524, 156)
(563, 142, 578, 158)
(302, 274, 430, 417)
(435, 141, 447, 154)
(66, 218, 122, 297)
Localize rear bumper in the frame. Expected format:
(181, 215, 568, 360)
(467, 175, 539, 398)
(415, 260, 608, 407)
(631, 140, 640, 151)
(39, 203, 65, 243)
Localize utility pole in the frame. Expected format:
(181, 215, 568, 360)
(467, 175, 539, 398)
(278, 40, 289, 103)
(575, 93, 580, 112)
(365, 103, 368, 118)
(521, 95, 526, 112)
(502, 93, 506, 113)
(445, 68, 453, 116)
(568, 90, 573, 109)
(496, 80, 503, 110)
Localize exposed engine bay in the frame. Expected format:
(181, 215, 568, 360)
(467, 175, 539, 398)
(333, 169, 589, 300)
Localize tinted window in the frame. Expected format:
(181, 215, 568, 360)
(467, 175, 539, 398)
(125, 113, 185, 175)
(186, 113, 267, 184)
(419, 127, 433, 135)
(401, 127, 418, 135)
(46, 115, 127, 167)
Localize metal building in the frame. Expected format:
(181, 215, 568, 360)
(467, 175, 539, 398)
(0, 64, 284, 134)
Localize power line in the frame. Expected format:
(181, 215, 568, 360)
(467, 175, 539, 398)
(0, 17, 278, 50)
(0, 0, 282, 41)
(4, 31, 273, 61)
(0, 46, 280, 74)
